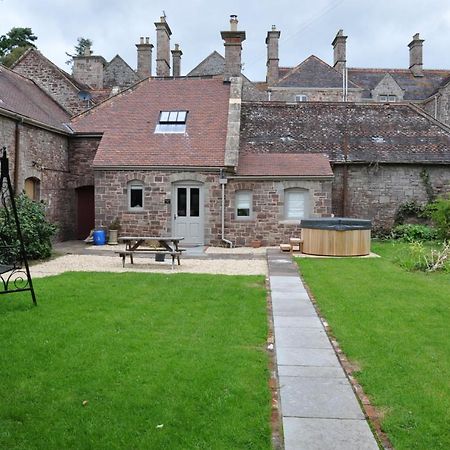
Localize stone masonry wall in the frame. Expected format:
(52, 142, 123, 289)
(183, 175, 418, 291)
(269, 88, 362, 102)
(67, 137, 100, 188)
(422, 86, 450, 128)
(95, 168, 332, 246)
(223, 178, 332, 246)
(0, 115, 73, 240)
(332, 164, 450, 231)
(13, 50, 86, 115)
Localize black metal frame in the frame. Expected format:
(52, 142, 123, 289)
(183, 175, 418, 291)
(0, 148, 37, 305)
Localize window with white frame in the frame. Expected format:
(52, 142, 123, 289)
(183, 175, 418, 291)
(284, 189, 308, 220)
(155, 110, 188, 133)
(379, 94, 397, 102)
(295, 94, 308, 102)
(128, 180, 144, 211)
(235, 190, 252, 219)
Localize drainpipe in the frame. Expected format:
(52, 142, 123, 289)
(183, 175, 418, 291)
(219, 169, 233, 248)
(14, 121, 21, 193)
(342, 134, 349, 217)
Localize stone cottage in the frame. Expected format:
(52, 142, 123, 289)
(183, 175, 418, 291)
(1, 14, 449, 245)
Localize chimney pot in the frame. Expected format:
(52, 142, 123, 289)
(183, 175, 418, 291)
(230, 15, 238, 31)
(140, 37, 144, 44)
(145, 37, 149, 44)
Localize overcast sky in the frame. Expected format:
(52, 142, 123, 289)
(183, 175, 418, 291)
(2, 0, 450, 80)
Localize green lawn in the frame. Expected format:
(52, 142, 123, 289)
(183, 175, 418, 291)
(0, 272, 271, 450)
(297, 241, 450, 450)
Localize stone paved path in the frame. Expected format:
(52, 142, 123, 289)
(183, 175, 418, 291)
(267, 250, 379, 450)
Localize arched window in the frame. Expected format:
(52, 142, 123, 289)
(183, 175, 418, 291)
(284, 188, 308, 220)
(127, 180, 144, 211)
(24, 177, 40, 201)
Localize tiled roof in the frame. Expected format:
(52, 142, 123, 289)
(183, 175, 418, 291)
(237, 153, 333, 177)
(0, 65, 70, 130)
(71, 77, 230, 167)
(348, 68, 450, 100)
(240, 102, 450, 164)
(275, 56, 360, 89)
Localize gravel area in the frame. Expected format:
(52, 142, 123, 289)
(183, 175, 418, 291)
(29, 254, 268, 278)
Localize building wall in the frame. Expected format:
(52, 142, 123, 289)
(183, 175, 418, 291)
(94, 169, 331, 246)
(268, 88, 362, 102)
(104, 58, 139, 88)
(67, 137, 100, 189)
(422, 86, 450, 127)
(13, 50, 86, 115)
(0, 115, 74, 239)
(332, 164, 450, 231)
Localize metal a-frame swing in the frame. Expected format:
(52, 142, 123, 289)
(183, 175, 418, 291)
(0, 148, 37, 305)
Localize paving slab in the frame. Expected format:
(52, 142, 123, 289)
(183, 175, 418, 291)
(277, 347, 341, 367)
(283, 417, 379, 450)
(278, 365, 346, 379)
(275, 327, 331, 348)
(273, 316, 323, 329)
(272, 299, 317, 317)
(279, 376, 365, 419)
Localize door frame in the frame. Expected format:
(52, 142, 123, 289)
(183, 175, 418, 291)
(171, 181, 204, 245)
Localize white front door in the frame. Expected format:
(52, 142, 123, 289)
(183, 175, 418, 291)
(172, 184, 204, 245)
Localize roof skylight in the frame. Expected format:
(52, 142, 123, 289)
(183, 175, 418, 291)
(155, 110, 188, 133)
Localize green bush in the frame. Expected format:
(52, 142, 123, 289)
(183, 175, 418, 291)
(391, 224, 438, 242)
(424, 195, 450, 240)
(394, 241, 450, 272)
(0, 194, 57, 264)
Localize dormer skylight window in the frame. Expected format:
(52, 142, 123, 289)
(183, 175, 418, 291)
(155, 110, 188, 133)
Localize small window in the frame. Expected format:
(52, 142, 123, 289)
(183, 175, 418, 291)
(128, 180, 144, 211)
(155, 110, 188, 133)
(295, 94, 307, 102)
(379, 94, 396, 102)
(235, 190, 252, 219)
(24, 177, 40, 201)
(284, 189, 307, 220)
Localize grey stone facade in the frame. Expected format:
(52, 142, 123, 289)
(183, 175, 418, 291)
(332, 164, 450, 231)
(104, 56, 140, 88)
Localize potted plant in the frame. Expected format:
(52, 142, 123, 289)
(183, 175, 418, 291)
(108, 217, 121, 245)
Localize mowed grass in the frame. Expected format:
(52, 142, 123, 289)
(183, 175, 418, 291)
(297, 241, 450, 450)
(0, 272, 271, 450)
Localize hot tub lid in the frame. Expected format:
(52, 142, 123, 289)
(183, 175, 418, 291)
(300, 217, 372, 231)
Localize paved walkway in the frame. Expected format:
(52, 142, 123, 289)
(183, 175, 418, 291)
(267, 250, 379, 450)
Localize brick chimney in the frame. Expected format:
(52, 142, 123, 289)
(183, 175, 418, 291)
(136, 37, 153, 78)
(266, 25, 280, 86)
(332, 29, 347, 73)
(221, 15, 246, 81)
(72, 45, 106, 89)
(154, 16, 172, 77)
(408, 33, 424, 77)
(171, 44, 182, 77)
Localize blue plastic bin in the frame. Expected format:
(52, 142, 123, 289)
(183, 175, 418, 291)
(93, 229, 106, 245)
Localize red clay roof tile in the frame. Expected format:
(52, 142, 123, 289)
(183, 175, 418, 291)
(71, 77, 230, 167)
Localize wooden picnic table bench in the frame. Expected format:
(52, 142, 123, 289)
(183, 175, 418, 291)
(116, 236, 185, 269)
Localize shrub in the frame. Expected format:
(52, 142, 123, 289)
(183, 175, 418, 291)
(394, 241, 450, 272)
(391, 224, 438, 242)
(424, 195, 450, 241)
(0, 194, 57, 264)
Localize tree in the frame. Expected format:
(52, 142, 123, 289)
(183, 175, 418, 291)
(65, 37, 93, 65)
(0, 27, 37, 67)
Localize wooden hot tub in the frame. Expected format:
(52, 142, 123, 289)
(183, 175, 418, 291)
(300, 218, 371, 256)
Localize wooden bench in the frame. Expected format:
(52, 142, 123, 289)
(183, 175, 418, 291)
(115, 249, 186, 269)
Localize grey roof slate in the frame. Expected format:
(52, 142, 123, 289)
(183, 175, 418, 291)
(240, 102, 450, 164)
(187, 51, 225, 77)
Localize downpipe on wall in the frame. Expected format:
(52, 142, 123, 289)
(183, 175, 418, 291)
(219, 170, 233, 248)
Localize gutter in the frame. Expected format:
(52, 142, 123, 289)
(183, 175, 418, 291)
(0, 107, 70, 136)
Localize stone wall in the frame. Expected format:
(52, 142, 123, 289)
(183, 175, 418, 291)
(0, 115, 74, 239)
(104, 57, 139, 88)
(13, 50, 86, 115)
(94, 168, 331, 246)
(268, 88, 362, 102)
(68, 137, 100, 188)
(422, 86, 450, 127)
(332, 163, 450, 231)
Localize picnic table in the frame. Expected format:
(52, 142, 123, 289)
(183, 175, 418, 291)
(117, 236, 185, 269)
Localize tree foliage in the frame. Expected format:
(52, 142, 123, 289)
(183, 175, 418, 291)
(0, 27, 37, 67)
(65, 37, 93, 65)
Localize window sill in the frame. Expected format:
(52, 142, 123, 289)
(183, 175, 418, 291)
(279, 219, 302, 225)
